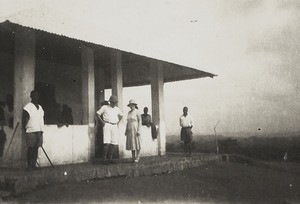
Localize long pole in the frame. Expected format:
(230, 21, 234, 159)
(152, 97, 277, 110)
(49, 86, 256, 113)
(214, 120, 220, 154)
(41, 146, 54, 168)
(4, 122, 19, 158)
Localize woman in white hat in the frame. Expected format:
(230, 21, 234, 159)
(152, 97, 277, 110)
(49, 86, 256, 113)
(125, 99, 142, 162)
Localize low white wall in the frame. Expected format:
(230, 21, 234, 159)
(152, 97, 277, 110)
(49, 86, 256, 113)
(140, 126, 158, 156)
(119, 124, 158, 159)
(1, 124, 158, 167)
(38, 125, 90, 166)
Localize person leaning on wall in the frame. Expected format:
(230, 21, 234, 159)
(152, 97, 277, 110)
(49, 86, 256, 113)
(96, 95, 123, 164)
(0, 121, 6, 159)
(4, 94, 14, 128)
(22, 90, 45, 170)
(0, 101, 5, 124)
(141, 107, 157, 140)
(141, 107, 151, 127)
(95, 100, 109, 158)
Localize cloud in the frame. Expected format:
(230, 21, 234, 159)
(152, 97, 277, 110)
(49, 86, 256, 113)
(216, 0, 264, 17)
(277, 0, 300, 9)
(246, 10, 300, 99)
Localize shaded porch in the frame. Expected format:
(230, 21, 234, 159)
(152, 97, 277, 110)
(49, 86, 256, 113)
(0, 21, 216, 168)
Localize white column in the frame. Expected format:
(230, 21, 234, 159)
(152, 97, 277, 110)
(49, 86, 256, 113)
(95, 66, 105, 110)
(151, 60, 166, 156)
(110, 49, 128, 158)
(81, 44, 95, 159)
(5, 26, 36, 167)
(110, 49, 123, 110)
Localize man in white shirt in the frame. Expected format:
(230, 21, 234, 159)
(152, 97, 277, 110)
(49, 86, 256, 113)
(96, 95, 123, 164)
(22, 90, 44, 170)
(179, 107, 193, 157)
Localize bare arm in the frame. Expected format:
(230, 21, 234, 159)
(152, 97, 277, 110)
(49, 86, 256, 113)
(96, 106, 105, 126)
(22, 110, 29, 131)
(96, 113, 105, 126)
(117, 114, 123, 124)
(137, 113, 142, 136)
(117, 107, 123, 124)
(179, 117, 183, 127)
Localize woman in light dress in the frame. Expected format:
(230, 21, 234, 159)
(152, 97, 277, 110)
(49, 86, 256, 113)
(125, 99, 142, 163)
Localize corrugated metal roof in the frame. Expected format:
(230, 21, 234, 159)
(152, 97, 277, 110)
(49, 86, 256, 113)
(0, 3, 217, 81)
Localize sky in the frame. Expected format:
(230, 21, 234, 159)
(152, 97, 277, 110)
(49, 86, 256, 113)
(1, 0, 300, 137)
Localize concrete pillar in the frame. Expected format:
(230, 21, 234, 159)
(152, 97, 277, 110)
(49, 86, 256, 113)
(110, 50, 123, 110)
(81, 44, 95, 159)
(110, 49, 126, 158)
(150, 60, 166, 156)
(95, 66, 105, 110)
(4, 26, 36, 167)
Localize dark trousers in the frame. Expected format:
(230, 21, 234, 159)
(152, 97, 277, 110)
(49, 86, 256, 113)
(27, 146, 39, 168)
(183, 141, 192, 156)
(95, 123, 104, 158)
(103, 144, 115, 161)
(181, 127, 193, 156)
(0, 141, 4, 157)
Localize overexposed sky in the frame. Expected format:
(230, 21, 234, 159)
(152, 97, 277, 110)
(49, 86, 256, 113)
(1, 0, 300, 136)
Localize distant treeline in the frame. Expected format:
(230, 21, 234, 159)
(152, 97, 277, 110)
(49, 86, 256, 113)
(166, 134, 300, 161)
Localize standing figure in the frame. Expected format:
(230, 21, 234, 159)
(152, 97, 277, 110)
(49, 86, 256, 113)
(22, 90, 44, 170)
(125, 100, 142, 163)
(0, 101, 5, 124)
(95, 100, 109, 158)
(4, 94, 14, 128)
(179, 106, 193, 157)
(96, 95, 123, 164)
(0, 122, 6, 158)
(141, 107, 151, 127)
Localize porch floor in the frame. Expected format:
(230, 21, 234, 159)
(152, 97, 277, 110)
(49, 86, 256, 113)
(0, 153, 225, 197)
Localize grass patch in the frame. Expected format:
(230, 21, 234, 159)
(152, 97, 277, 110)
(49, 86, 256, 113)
(167, 133, 300, 161)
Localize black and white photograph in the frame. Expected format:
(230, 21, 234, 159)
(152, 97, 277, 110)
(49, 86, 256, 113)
(0, 0, 300, 203)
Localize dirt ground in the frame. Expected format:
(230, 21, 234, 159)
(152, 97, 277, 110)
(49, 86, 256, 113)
(8, 161, 300, 203)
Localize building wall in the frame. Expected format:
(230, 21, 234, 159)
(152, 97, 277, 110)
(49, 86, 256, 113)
(36, 125, 157, 166)
(0, 52, 14, 101)
(139, 126, 158, 156)
(0, 52, 159, 165)
(118, 124, 158, 159)
(38, 125, 90, 166)
(0, 52, 83, 125)
(36, 60, 83, 125)
(2, 124, 158, 167)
